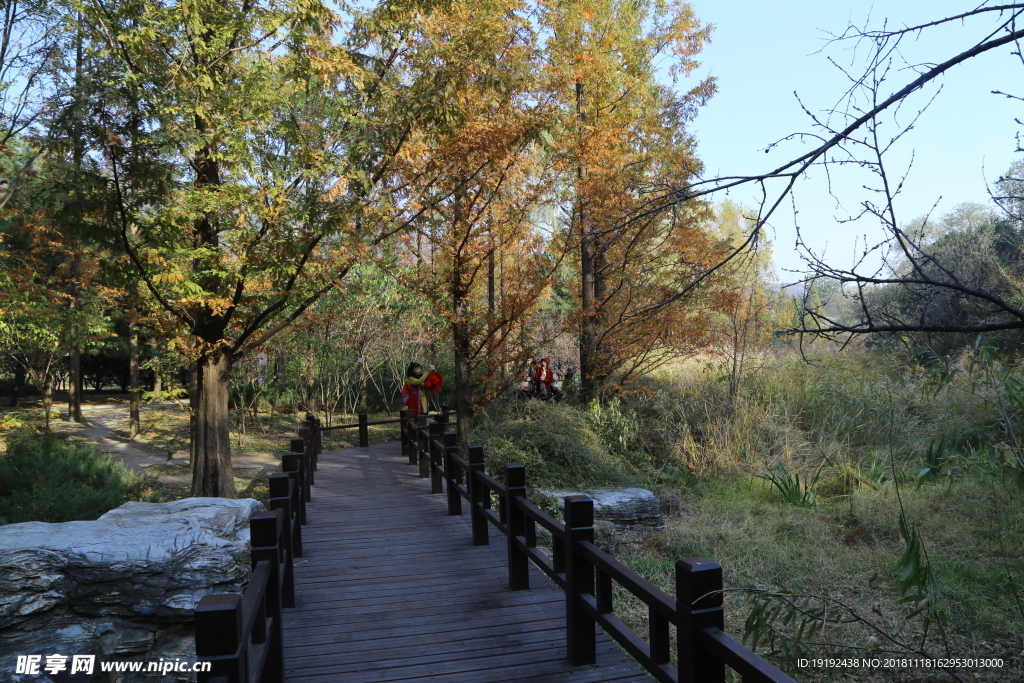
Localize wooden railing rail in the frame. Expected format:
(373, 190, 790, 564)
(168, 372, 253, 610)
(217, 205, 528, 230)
(316, 407, 448, 448)
(236, 408, 798, 683)
(388, 411, 796, 683)
(194, 420, 320, 683)
(194, 510, 288, 683)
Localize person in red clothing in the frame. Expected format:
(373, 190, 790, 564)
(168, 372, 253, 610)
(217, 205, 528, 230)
(401, 362, 427, 418)
(525, 357, 541, 394)
(535, 358, 554, 398)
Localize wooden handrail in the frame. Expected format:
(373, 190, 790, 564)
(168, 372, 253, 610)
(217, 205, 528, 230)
(320, 418, 402, 430)
(194, 419, 321, 683)
(396, 410, 797, 683)
(195, 512, 288, 683)
(238, 409, 795, 683)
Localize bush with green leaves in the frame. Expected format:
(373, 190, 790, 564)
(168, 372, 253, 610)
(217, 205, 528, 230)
(472, 401, 637, 490)
(0, 432, 155, 525)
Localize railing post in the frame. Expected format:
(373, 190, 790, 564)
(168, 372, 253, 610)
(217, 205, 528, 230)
(303, 413, 320, 468)
(677, 558, 725, 683)
(358, 413, 369, 448)
(429, 422, 444, 493)
(298, 425, 314, 490)
(417, 415, 429, 478)
(195, 594, 245, 683)
(290, 436, 311, 501)
(564, 495, 596, 665)
(444, 432, 461, 516)
(400, 409, 411, 459)
(311, 414, 321, 466)
(250, 511, 285, 681)
(505, 464, 529, 591)
(268, 473, 299, 557)
(467, 445, 488, 546)
(281, 453, 307, 524)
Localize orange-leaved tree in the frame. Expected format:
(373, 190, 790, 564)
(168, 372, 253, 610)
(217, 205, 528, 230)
(395, 0, 562, 436)
(543, 0, 725, 397)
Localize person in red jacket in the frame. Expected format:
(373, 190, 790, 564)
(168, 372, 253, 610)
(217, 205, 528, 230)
(401, 362, 427, 418)
(535, 358, 554, 398)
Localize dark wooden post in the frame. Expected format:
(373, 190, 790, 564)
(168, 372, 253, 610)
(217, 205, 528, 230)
(467, 445, 488, 546)
(444, 432, 461, 515)
(281, 453, 307, 524)
(303, 413, 320, 468)
(195, 594, 245, 683)
(268, 473, 300, 555)
(441, 403, 451, 422)
(298, 425, 314, 489)
(505, 464, 529, 590)
(357, 413, 369, 448)
(677, 558, 725, 683)
(311, 414, 322, 465)
(250, 511, 285, 679)
(417, 415, 429, 478)
(564, 495, 596, 665)
(428, 422, 444, 493)
(400, 409, 411, 459)
(290, 436, 311, 501)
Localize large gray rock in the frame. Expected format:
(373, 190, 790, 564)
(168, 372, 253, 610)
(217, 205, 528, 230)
(0, 498, 263, 682)
(546, 487, 664, 531)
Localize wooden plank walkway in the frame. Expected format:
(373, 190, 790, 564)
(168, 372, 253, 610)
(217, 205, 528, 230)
(281, 442, 653, 683)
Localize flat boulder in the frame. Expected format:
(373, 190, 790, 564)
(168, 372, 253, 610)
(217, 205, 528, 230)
(545, 487, 664, 531)
(0, 498, 262, 682)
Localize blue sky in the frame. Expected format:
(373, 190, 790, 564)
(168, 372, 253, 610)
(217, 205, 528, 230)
(683, 0, 1023, 277)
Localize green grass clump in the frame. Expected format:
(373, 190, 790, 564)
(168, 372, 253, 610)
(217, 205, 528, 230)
(472, 401, 637, 489)
(0, 432, 156, 525)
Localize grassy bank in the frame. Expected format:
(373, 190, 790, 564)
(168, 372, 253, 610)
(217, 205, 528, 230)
(470, 345, 1023, 681)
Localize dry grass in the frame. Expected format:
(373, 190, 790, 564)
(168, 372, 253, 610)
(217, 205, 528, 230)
(604, 472, 1023, 681)
(493, 347, 1024, 681)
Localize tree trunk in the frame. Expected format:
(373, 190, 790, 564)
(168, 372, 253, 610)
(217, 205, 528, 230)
(453, 312, 472, 439)
(452, 266, 473, 438)
(42, 371, 53, 433)
(68, 246, 82, 422)
(357, 350, 368, 411)
(10, 362, 25, 407)
(68, 348, 82, 421)
(576, 80, 600, 400)
(190, 348, 236, 497)
(68, 29, 84, 423)
(153, 370, 162, 394)
(305, 336, 317, 415)
(129, 307, 140, 438)
(189, 360, 199, 468)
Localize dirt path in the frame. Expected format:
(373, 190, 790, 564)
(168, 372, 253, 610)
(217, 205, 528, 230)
(6, 401, 284, 494)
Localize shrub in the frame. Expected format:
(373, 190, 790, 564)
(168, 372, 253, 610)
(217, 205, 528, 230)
(0, 432, 155, 524)
(472, 401, 634, 490)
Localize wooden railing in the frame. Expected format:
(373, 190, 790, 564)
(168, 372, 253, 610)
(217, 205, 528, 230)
(194, 407, 795, 683)
(193, 418, 321, 683)
(317, 407, 445, 448)
(391, 412, 798, 683)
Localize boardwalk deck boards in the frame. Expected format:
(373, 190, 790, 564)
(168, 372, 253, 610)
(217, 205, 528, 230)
(281, 442, 652, 683)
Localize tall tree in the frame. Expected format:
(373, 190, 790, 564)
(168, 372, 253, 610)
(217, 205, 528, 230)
(398, 0, 561, 436)
(64, 0, 543, 495)
(544, 0, 720, 396)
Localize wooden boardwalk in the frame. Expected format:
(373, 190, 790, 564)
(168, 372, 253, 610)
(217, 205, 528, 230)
(281, 442, 653, 683)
